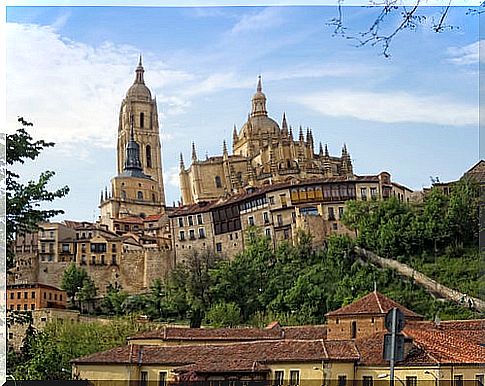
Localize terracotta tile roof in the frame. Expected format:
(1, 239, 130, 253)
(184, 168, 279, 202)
(325, 291, 423, 319)
(283, 325, 327, 340)
(73, 339, 359, 368)
(143, 214, 163, 222)
(403, 322, 485, 364)
(170, 201, 219, 217)
(356, 320, 485, 366)
(128, 326, 283, 341)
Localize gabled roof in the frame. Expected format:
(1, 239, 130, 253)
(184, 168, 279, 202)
(325, 291, 423, 319)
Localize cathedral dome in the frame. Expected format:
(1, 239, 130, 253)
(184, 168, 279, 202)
(241, 115, 280, 137)
(126, 83, 152, 101)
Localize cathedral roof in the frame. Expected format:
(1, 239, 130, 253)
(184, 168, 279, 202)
(126, 56, 152, 102)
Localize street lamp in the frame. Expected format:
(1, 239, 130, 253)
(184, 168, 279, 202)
(378, 373, 405, 386)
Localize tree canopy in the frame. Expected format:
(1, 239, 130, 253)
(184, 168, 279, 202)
(7, 118, 69, 269)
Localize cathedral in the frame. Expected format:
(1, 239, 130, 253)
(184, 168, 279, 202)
(179, 76, 353, 205)
(99, 57, 166, 230)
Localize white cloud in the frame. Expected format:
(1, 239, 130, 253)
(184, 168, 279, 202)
(296, 91, 477, 127)
(164, 165, 181, 188)
(447, 40, 482, 65)
(230, 7, 284, 35)
(6, 22, 192, 148)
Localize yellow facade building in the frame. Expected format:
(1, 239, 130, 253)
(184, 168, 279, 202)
(71, 291, 485, 385)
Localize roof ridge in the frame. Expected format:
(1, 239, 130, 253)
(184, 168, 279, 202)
(374, 291, 385, 314)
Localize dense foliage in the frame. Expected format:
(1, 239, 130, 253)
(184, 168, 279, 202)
(6, 118, 69, 269)
(8, 317, 157, 380)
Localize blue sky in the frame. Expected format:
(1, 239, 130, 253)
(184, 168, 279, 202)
(6, 5, 480, 221)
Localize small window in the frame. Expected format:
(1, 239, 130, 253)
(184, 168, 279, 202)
(30, 304, 35, 310)
(146, 144, 152, 168)
(328, 207, 335, 221)
(140, 371, 148, 386)
(23, 304, 28, 310)
(179, 231, 185, 241)
(265, 228, 271, 239)
(274, 371, 284, 386)
(215, 176, 222, 188)
(137, 191, 143, 200)
(197, 214, 203, 225)
(188, 216, 194, 226)
(248, 216, 255, 226)
(189, 229, 196, 240)
(406, 377, 417, 386)
(363, 377, 373, 386)
(263, 212, 270, 224)
(121, 190, 127, 200)
(351, 321, 357, 339)
(289, 370, 300, 386)
(140, 112, 144, 128)
(159, 372, 167, 386)
(454, 375, 464, 386)
(338, 376, 347, 386)
(198, 228, 206, 239)
(178, 217, 184, 227)
(338, 207, 344, 219)
(24, 292, 28, 299)
(360, 187, 367, 200)
(10, 293, 13, 299)
(216, 243, 222, 253)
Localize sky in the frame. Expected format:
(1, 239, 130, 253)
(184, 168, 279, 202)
(5, 4, 481, 221)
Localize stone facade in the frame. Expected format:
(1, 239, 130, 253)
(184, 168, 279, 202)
(170, 173, 411, 262)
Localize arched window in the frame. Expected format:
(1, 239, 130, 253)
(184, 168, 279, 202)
(140, 112, 144, 128)
(121, 190, 127, 200)
(137, 191, 143, 200)
(215, 176, 222, 188)
(146, 145, 152, 168)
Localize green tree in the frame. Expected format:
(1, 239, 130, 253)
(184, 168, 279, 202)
(101, 283, 129, 316)
(61, 263, 88, 307)
(7, 118, 69, 270)
(205, 302, 241, 327)
(78, 275, 98, 314)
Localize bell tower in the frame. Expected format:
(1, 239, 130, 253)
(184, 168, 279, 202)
(117, 56, 166, 207)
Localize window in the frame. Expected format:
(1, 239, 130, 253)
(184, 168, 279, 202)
(62, 243, 70, 252)
(328, 207, 335, 221)
(17, 305, 21, 311)
(140, 112, 144, 128)
(24, 292, 28, 299)
(361, 187, 367, 200)
(274, 371, 284, 386)
(101, 255, 105, 265)
(284, 229, 290, 240)
(121, 190, 127, 200)
(140, 371, 148, 386)
(338, 376, 347, 386)
(332, 223, 338, 230)
(197, 214, 203, 225)
(265, 228, 271, 239)
(188, 216, 194, 226)
(248, 216, 255, 226)
(280, 194, 287, 208)
(17, 292, 21, 299)
(351, 321, 357, 339)
(289, 370, 300, 386)
(137, 191, 143, 200)
(476, 375, 484, 386)
(454, 375, 464, 386)
(54, 294, 58, 300)
(215, 176, 222, 188)
(199, 228, 206, 239)
(31, 304, 35, 310)
(60, 295, 63, 301)
(338, 207, 344, 219)
(263, 212, 270, 224)
(179, 231, 185, 241)
(406, 377, 417, 386)
(277, 214, 283, 226)
(112, 254, 117, 265)
(23, 304, 28, 310)
(159, 372, 167, 386)
(189, 229, 196, 240)
(269, 196, 275, 205)
(10, 293, 13, 299)
(92, 256, 96, 265)
(112, 244, 117, 253)
(363, 376, 373, 386)
(178, 217, 184, 227)
(216, 243, 222, 253)
(370, 187, 377, 199)
(146, 145, 152, 168)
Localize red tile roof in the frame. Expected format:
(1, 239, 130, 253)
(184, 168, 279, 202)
(73, 339, 359, 368)
(325, 291, 423, 319)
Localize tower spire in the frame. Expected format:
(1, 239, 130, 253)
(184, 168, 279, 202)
(282, 112, 288, 132)
(257, 75, 262, 92)
(319, 142, 323, 156)
(191, 142, 197, 161)
(325, 144, 329, 158)
(134, 55, 145, 84)
(251, 75, 267, 117)
(179, 152, 185, 170)
(233, 125, 238, 144)
(299, 126, 304, 142)
(223, 140, 228, 158)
